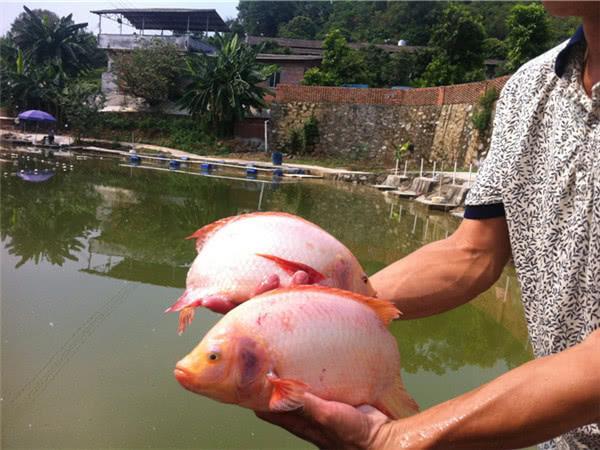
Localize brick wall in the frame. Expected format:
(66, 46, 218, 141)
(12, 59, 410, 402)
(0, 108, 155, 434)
(272, 76, 510, 106)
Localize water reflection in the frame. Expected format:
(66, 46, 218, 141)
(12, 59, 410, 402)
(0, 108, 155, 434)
(1, 167, 100, 268)
(1, 157, 533, 449)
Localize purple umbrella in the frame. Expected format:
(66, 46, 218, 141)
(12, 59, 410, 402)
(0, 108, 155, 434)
(18, 110, 57, 122)
(17, 170, 56, 183)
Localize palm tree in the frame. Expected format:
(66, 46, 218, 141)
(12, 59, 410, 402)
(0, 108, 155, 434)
(179, 34, 276, 137)
(10, 6, 97, 77)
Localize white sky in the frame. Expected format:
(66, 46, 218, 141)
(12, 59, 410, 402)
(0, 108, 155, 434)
(0, 1, 240, 35)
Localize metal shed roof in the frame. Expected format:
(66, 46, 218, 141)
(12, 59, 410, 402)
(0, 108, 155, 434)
(91, 9, 229, 33)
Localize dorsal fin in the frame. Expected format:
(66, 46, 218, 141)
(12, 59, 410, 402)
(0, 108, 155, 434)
(258, 285, 401, 326)
(185, 212, 322, 252)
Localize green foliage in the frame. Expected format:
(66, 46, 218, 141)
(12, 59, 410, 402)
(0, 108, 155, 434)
(287, 128, 304, 155)
(302, 29, 368, 86)
(9, 6, 101, 77)
(471, 87, 499, 134)
(482, 37, 507, 60)
(395, 141, 412, 161)
(179, 34, 275, 137)
(505, 4, 550, 72)
(113, 40, 184, 106)
(279, 16, 318, 39)
(0, 6, 103, 117)
(89, 113, 219, 156)
(237, 1, 332, 38)
(547, 15, 580, 47)
(418, 4, 486, 86)
(59, 79, 104, 141)
(303, 115, 319, 151)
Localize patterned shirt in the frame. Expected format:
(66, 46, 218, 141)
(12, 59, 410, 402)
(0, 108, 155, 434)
(465, 27, 600, 449)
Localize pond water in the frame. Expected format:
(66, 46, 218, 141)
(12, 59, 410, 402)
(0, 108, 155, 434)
(1, 154, 533, 449)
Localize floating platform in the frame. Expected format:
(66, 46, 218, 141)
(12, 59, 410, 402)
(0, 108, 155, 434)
(371, 184, 399, 191)
(388, 189, 419, 199)
(415, 197, 460, 212)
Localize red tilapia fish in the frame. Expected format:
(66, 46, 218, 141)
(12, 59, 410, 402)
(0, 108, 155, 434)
(174, 286, 418, 419)
(166, 212, 375, 333)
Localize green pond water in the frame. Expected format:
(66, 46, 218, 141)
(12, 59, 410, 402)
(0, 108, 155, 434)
(1, 154, 533, 449)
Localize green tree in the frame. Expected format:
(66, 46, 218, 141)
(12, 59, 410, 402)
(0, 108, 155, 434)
(113, 39, 184, 107)
(505, 3, 550, 72)
(60, 79, 104, 141)
(0, 48, 65, 114)
(179, 34, 276, 137)
(237, 1, 298, 37)
(279, 16, 318, 40)
(419, 4, 486, 86)
(302, 29, 369, 86)
(482, 37, 507, 60)
(10, 6, 99, 77)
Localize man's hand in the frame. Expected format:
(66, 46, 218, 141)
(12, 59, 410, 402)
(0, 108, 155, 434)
(255, 393, 392, 450)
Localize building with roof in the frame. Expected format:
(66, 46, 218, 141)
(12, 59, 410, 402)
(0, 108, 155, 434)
(247, 35, 424, 87)
(91, 8, 228, 112)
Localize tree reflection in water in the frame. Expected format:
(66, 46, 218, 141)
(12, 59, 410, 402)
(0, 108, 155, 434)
(1, 169, 101, 268)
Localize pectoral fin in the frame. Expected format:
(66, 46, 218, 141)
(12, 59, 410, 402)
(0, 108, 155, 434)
(267, 372, 308, 412)
(256, 254, 325, 284)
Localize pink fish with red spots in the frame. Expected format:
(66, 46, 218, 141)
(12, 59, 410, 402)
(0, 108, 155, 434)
(174, 286, 418, 419)
(166, 212, 375, 333)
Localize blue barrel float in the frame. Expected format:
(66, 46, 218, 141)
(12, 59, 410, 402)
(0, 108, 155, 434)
(169, 159, 180, 170)
(273, 168, 284, 177)
(200, 163, 213, 173)
(246, 165, 258, 178)
(271, 151, 283, 166)
(129, 154, 141, 165)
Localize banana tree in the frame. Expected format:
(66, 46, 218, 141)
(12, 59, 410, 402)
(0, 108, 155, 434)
(179, 34, 276, 137)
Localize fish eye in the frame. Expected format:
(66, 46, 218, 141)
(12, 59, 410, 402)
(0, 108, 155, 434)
(208, 352, 220, 362)
(361, 274, 368, 283)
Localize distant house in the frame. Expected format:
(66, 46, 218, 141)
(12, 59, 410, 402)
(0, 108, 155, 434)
(91, 8, 228, 112)
(247, 35, 424, 87)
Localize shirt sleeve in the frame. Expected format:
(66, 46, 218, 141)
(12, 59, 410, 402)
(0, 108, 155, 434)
(464, 83, 513, 219)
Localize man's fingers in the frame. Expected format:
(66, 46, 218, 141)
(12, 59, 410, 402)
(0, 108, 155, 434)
(301, 392, 337, 423)
(254, 410, 330, 448)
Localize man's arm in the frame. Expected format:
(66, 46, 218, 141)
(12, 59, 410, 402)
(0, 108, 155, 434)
(370, 216, 511, 319)
(256, 329, 600, 449)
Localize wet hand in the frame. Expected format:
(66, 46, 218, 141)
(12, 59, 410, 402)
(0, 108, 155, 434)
(255, 392, 392, 450)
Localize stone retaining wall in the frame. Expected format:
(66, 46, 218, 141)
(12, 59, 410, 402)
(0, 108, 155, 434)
(269, 77, 508, 166)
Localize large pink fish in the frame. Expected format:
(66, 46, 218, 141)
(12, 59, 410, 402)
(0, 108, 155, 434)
(174, 286, 418, 419)
(166, 212, 375, 333)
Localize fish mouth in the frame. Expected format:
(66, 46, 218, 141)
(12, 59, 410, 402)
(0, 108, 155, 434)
(174, 365, 193, 386)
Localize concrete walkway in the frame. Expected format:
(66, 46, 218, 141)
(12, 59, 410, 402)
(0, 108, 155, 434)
(1, 129, 374, 178)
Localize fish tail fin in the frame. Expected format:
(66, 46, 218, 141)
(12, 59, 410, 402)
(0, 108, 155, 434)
(375, 374, 419, 419)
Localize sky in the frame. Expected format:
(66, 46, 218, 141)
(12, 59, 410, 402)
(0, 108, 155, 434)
(0, 1, 240, 35)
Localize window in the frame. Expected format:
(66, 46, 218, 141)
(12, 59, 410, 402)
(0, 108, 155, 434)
(268, 71, 281, 88)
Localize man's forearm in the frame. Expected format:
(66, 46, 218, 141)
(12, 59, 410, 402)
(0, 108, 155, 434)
(371, 218, 510, 319)
(374, 330, 600, 449)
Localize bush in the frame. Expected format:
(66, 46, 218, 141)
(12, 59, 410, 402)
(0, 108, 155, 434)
(287, 128, 304, 155)
(471, 87, 499, 133)
(302, 115, 319, 152)
(88, 113, 218, 156)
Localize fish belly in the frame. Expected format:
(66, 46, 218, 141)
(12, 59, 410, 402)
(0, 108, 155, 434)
(235, 292, 399, 406)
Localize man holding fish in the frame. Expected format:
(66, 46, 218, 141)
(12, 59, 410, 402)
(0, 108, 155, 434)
(170, 1, 598, 449)
(254, 2, 600, 449)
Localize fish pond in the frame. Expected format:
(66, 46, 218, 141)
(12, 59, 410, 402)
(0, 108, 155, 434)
(1, 153, 533, 449)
